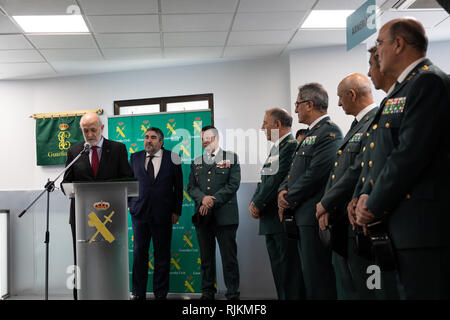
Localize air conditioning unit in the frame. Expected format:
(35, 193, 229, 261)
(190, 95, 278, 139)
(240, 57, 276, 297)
(379, 0, 442, 10)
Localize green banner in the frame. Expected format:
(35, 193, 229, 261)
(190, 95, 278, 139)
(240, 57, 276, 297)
(35, 116, 84, 166)
(109, 110, 211, 293)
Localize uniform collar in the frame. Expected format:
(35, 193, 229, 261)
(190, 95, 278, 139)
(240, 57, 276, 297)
(355, 103, 377, 122)
(397, 57, 426, 84)
(273, 132, 291, 147)
(308, 114, 329, 130)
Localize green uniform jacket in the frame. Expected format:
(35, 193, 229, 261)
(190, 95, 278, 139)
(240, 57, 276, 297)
(355, 59, 450, 249)
(187, 149, 241, 226)
(279, 116, 343, 226)
(321, 107, 378, 215)
(251, 134, 298, 235)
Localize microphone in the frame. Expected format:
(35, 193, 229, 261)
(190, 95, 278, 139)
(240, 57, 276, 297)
(83, 142, 91, 154)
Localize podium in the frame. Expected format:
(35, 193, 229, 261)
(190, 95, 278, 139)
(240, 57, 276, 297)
(62, 180, 138, 300)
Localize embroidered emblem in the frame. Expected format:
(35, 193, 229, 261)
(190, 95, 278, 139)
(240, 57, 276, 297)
(349, 132, 363, 143)
(382, 97, 406, 115)
(301, 136, 317, 147)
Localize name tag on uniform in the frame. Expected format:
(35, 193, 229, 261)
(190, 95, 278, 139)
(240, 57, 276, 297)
(301, 136, 316, 147)
(382, 97, 406, 115)
(349, 132, 363, 143)
(216, 160, 231, 168)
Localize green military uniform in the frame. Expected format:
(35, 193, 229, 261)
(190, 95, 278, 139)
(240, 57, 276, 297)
(319, 106, 381, 299)
(354, 59, 450, 299)
(279, 116, 343, 299)
(187, 149, 241, 299)
(251, 133, 305, 300)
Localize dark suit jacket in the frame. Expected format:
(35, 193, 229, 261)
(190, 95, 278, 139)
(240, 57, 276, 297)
(279, 116, 343, 226)
(321, 107, 378, 215)
(61, 138, 134, 225)
(187, 149, 241, 226)
(128, 148, 183, 225)
(355, 59, 450, 249)
(251, 134, 297, 235)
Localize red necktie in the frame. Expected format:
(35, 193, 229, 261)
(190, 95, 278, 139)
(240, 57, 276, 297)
(91, 146, 99, 176)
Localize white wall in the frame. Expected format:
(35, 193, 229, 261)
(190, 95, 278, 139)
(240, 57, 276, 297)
(289, 44, 373, 136)
(0, 56, 291, 189)
(288, 40, 450, 138)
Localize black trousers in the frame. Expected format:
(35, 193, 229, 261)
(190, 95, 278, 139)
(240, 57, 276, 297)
(195, 223, 240, 299)
(131, 217, 173, 298)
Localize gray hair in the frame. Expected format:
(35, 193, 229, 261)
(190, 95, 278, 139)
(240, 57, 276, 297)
(298, 82, 328, 112)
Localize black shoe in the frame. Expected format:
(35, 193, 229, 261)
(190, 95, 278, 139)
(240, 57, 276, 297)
(155, 295, 167, 300)
(200, 294, 215, 300)
(130, 294, 146, 301)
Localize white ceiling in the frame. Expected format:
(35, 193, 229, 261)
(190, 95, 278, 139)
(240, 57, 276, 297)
(0, 0, 448, 80)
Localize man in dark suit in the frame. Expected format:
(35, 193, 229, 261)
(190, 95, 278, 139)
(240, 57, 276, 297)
(278, 83, 343, 299)
(187, 126, 241, 300)
(249, 108, 305, 300)
(355, 18, 450, 299)
(128, 127, 183, 300)
(315, 73, 378, 299)
(62, 112, 133, 300)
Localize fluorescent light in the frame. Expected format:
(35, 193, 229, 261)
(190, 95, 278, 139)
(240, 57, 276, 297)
(301, 10, 354, 29)
(13, 15, 89, 33)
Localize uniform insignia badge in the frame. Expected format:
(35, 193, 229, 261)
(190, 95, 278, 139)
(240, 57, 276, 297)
(301, 136, 317, 147)
(216, 159, 231, 168)
(349, 132, 363, 143)
(421, 65, 429, 71)
(382, 97, 406, 115)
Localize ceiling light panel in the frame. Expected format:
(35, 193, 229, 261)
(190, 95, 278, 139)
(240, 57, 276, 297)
(13, 15, 89, 33)
(301, 10, 354, 29)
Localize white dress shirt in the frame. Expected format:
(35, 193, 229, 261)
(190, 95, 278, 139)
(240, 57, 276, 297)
(145, 148, 163, 179)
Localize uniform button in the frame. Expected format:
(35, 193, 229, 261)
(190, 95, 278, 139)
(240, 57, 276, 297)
(363, 146, 366, 152)
(302, 152, 305, 155)
(361, 177, 366, 183)
(334, 162, 338, 167)
(208, 171, 211, 175)
(385, 122, 390, 128)
(296, 151, 298, 155)
(370, 142, 375, 149)
(406, 194, 411, 199)
(370, 179, 374, 186)
(372, 124, 378, 130)
(361, 162, 365, 167)
(331, 174, 336, 180)
(207, 187, 211, 190)
(291, 163, 293, 167)
(207, 179, 211, 182)
(369, 161, 373, 167)
(288, 175, 291, 179)
(366, 132, 370, 137)
(337, 150, 343, 155)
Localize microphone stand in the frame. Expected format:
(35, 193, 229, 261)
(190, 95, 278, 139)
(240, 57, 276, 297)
(19, 144, 89, 300)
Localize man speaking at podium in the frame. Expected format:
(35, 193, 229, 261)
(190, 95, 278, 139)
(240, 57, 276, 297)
(62, 112, 133, 300)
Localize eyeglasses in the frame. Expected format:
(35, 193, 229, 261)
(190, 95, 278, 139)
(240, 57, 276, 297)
(295, 100, 311, 108)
